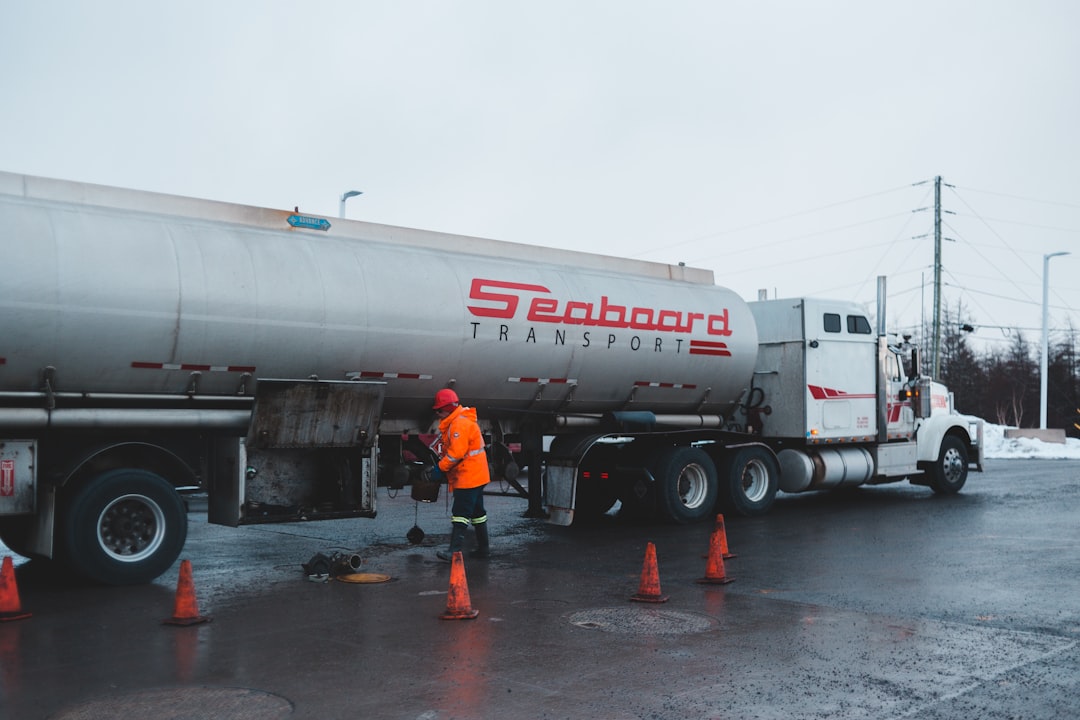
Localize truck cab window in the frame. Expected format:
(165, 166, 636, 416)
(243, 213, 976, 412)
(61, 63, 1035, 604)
(823, 313, 841, 333)
(847, 315, 872, 334)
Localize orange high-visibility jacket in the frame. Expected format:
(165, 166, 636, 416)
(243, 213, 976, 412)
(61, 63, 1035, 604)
(437, 405, 490, 491)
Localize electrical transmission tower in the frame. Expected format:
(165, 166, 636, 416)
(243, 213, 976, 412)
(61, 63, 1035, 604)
(932, 176, 942, 378)
(926, 175, 953, 379)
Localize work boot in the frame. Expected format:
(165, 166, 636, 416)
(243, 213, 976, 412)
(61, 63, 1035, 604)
(437, 523, 469, 562)
(470, 521, 490, 559)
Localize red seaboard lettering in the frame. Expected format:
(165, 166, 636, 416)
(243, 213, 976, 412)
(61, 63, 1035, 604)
(527, 297, 560, 321)
(599, 296, 627, 327)
(467, 279, 552, 318)
(707, 309, 731, 337)
(467, 277, 733, 337)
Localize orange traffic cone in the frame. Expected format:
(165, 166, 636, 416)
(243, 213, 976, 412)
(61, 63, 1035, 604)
(0, 556, 31, 622)
(715, 514, 737, 559)
(701, 514, 736, 559)
(630, 542, 669, 603)
(697, 526, 735, 585)
(163, 559, 212, 626)
(440, 551, 479, 620)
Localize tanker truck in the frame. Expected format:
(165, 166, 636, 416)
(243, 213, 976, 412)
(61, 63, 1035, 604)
(0, 171, 983, 585)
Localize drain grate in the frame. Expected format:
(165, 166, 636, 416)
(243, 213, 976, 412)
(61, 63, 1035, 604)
(50, 686, 293, 719)
(567, 607, 719, 635)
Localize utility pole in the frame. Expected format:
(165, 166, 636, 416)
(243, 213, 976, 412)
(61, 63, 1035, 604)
(932, 175, 942, 379)
(1041, 251, 1070, 428)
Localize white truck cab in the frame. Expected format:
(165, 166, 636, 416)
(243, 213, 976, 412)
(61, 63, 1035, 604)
(748, 291, 983, 496)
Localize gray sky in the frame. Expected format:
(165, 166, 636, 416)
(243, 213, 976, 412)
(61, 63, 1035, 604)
(3, 1, 1078, 355)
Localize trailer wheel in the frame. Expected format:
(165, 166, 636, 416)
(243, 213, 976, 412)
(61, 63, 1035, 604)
(62, 469, 187, 585)
(720, 446, 779, 517)
(929, 435, 968, 494)
(652, 447, 718, 524)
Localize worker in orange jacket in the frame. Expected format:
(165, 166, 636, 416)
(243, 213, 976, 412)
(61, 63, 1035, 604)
(432, 388, 491, 561)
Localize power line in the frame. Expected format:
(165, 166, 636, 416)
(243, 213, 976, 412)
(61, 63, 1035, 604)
(944, 281, 1075, 311)
(952, 184, 1080, 212)
(710, 239, 904, 281)
(945, 186, 1044, 291)
(940, 270, 1010, 329)
(631, 183, 915, 259)
(942, 219, 1039, 304)
(946, 186, 1078, 317)
(949, 213, 1080, 235)
(848, 200, 928, 303)
(639, 177, 1075, 358)
(686, 212, 912, 266)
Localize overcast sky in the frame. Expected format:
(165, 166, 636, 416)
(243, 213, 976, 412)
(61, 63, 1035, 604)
(3, 1, 1078, 356)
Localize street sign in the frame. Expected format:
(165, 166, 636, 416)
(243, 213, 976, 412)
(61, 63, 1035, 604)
(287, 214, 331, 231)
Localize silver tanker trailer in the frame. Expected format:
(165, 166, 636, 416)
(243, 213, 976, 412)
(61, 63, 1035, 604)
(0, 171, 982, 584)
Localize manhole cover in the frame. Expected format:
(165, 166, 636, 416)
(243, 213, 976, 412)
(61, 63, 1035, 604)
(566, 607, 719, 635)
(50, 687, 292, 719)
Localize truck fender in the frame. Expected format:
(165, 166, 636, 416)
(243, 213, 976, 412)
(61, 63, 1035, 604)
(61, 441, 199, 491)
(914, 415, 978, 464)
(543, 433, 611, 526)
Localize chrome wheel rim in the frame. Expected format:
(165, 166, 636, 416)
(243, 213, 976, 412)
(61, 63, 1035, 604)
(741, 459, 770, 503)
(678, 463, 710, 510)
(96, 494, 166, 563)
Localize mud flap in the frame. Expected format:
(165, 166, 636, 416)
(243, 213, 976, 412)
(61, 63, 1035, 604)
(544, 464, 577, 526)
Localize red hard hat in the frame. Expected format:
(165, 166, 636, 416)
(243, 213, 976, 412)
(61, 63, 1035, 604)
(433, 388, 459, 410)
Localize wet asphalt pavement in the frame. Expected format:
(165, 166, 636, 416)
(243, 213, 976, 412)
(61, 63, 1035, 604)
(2, 458, 1078, 720)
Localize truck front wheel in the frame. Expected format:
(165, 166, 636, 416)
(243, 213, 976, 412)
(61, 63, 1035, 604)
(720, 446, 779, 517)
(62, 469, 187, 585)
(929, 435, 968, 494)
(652, 447, 718, 524)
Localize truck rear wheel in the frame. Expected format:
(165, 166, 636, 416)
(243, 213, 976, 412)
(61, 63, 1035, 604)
(62, 469, 187, 585)
(929, 435, 968, 494)
(720, 446, 779, 517)
(652, 447, 718, 524)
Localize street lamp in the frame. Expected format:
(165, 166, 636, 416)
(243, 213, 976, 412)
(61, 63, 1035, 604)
(339, 190, 363, 218)
(1040, 251, 1070, 429)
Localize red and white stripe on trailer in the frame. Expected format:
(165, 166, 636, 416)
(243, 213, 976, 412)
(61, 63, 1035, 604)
(507, 378, 697, 389)
(346, 371, 433, 381)
(633, 381, 698, 390)
(131, 361, 256, 373)
(506, 377, 577, 385)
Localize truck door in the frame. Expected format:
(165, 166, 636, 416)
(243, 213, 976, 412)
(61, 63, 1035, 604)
(883, 349, 915, 438)
(804, 305, 877, 440)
